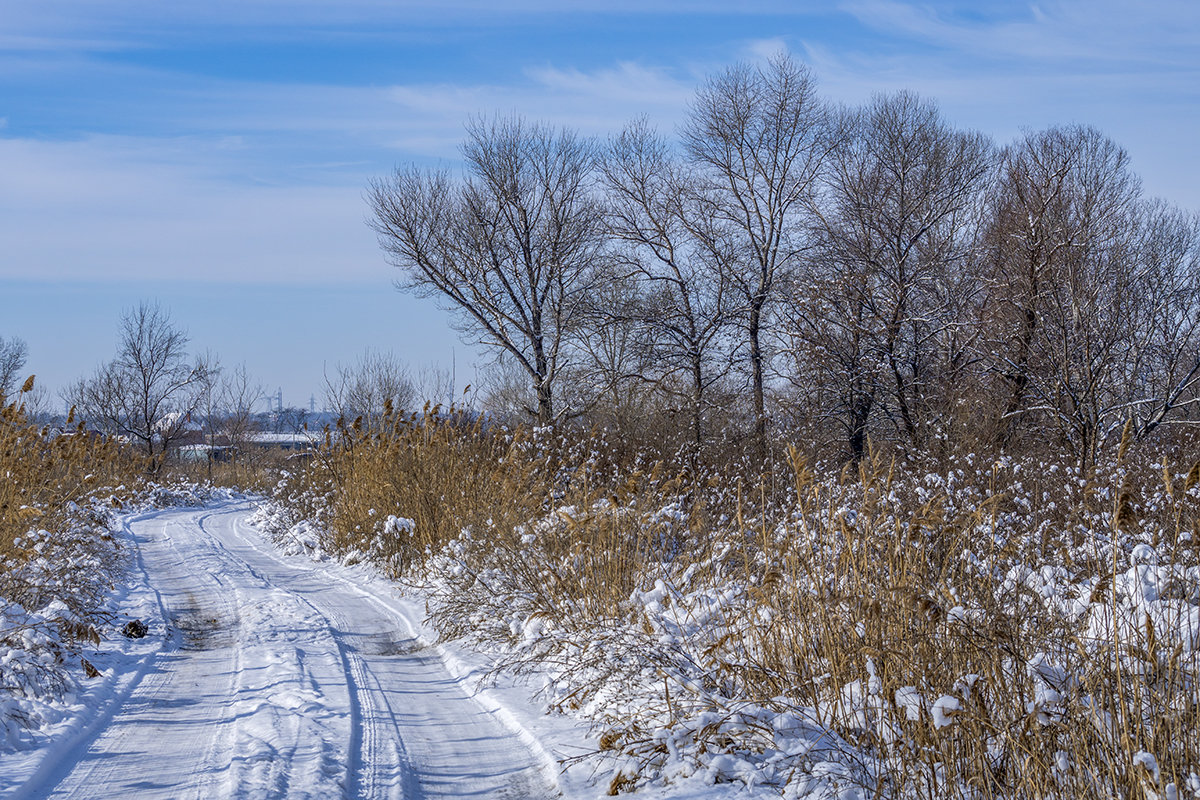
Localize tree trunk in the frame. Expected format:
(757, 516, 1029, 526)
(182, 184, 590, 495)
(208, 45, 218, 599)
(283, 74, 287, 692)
(690, 353, 704, 448)
(748, 300, 766, 462)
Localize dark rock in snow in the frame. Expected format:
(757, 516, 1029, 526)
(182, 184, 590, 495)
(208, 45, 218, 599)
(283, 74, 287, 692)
(122, 619, 149, 639)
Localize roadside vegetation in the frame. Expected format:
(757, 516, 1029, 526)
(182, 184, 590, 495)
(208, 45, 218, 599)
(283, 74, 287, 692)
(259, 52, 1200, 798)
(0, 379, 144, 742)
(265, 50, 1200, 787)
(262, 410, 1200, 799)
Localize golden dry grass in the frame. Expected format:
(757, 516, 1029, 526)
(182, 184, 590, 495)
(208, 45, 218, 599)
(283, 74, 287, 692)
(274, 416, 1200, 798)
(1, 381, 143, 643)
(1, 395, 136, 558)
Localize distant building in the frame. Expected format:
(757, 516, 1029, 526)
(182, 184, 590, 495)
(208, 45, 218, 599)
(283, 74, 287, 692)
(179, 444, 237, 463)
(244, 431, 320, 451)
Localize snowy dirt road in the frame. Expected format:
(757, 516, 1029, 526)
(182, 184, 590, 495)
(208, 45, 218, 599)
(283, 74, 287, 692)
(17, 500, 559, 800)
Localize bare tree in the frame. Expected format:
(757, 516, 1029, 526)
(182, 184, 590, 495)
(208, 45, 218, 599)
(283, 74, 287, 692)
(195, 357, 265, 470)
(194, 351, 224, 475)
(0, 336, 28, 404)
(66, 302, 206, 472)
(368, 116, 605, 426)
(219, 362, 265, 448)
(412, 364, 457, 410)
(796, 92, 993, 459)
(566, 270, 663, 439)
(1123, 202, 1200, 438)
(681, 54, 830, 458)
(324, 350, 415, 426)
(601, 119, 735, 448)
(981, 125, 1143, 462)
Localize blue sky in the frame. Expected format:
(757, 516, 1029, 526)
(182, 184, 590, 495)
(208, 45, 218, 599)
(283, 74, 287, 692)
(3, 1, 1199, 410)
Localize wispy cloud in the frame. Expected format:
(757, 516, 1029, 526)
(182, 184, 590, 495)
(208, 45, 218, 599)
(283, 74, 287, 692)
(377, 64, 697, 158)
(742, 37, 791, 63)
(2, 1, 827, 54)
(0, 58, 698, 286)
(523, 62, 692, 109)
(839, 0, 1200, 68)
(0, 136, 382, 285)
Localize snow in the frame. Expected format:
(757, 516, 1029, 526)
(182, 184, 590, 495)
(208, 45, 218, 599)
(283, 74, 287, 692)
(1135, 751, 1162, 783)
(930, 695, 961, 729)
(1, 500, 563, 799)
(4, 494, 774, 798)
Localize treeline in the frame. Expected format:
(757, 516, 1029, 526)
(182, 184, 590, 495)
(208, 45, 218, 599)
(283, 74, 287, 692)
(369, 55, 1200, 466)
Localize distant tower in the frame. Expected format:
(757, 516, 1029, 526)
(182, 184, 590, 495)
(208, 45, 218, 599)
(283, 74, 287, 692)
(276, 387, 283, 412)
(310, 395, 316, 413)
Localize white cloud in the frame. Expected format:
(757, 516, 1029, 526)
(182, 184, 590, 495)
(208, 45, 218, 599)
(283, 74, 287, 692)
(523, 62, 692, 109)
(838, 0, 1200, 67)
(0, 55, 705, 285)
(0, 136, 384, 285)
(0, 56, 699, 287)
(806, 2, 1200, 209)
(377, 64, 695, 156)
(743, 37, 791, 63)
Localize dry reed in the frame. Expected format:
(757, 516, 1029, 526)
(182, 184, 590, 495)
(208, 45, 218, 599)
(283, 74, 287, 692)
(271, 415, 1200, 799)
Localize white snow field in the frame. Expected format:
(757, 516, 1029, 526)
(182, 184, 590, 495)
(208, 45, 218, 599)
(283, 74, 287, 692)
(5, 500, 563, 800)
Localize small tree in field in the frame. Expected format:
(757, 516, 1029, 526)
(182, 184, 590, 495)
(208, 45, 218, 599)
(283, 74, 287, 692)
(324, 350, 415, 429)
(67, 302, 206, 472)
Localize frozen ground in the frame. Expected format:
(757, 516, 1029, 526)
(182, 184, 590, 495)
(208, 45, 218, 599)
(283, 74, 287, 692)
(2, 500, 566, 800)
(2, 499, 750, 800)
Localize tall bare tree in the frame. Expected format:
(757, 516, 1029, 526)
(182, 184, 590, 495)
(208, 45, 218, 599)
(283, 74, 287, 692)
(601, 119, 734, 448)
(981, 125, 1143, 462)
(797, 92, 993, 459)
(681, 54, 830, 458)
(1123, 202, 1200, 438)
(368, 116, 604, 426)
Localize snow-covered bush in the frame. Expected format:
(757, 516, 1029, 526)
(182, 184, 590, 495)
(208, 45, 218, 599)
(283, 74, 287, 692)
(0, 390, 142, 742)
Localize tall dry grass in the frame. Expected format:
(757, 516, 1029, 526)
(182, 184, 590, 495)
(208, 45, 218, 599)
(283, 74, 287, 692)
(1, 381, 145, 623)
(272, 414, 1200, 798)
(170, 448, 306, 496)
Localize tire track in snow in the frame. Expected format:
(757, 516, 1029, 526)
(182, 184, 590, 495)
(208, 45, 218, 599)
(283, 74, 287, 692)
(22, 511, 243, 800)
(190, 509, 360, 800)
(217, 513, 415, 800)
(18, 500, 557, 800)
(221, 505, 558, 800)
(198, 509, 397, 800)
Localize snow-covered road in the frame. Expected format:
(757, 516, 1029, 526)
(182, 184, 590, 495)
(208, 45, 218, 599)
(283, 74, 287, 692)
(18, 501, 558, 800)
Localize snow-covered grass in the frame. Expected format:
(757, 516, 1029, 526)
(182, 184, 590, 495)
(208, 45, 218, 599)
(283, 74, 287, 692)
(263, 413, 1200, 798)
(1, 399, 133, 745)
(0, 388, 233, 753)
